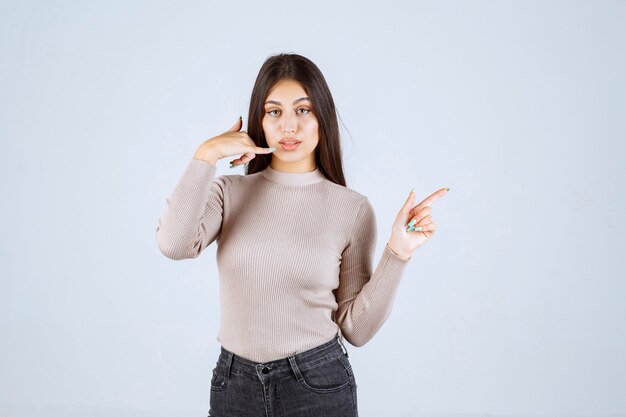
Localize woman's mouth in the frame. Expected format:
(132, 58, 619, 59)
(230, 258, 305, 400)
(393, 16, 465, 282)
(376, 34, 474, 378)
(279, 141, 301, 151)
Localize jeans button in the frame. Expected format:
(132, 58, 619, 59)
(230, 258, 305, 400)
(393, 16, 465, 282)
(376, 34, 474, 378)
(262, 366, 270, 374)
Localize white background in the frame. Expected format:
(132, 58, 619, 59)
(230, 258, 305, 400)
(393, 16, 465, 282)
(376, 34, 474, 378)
(1, 1, 624, 416)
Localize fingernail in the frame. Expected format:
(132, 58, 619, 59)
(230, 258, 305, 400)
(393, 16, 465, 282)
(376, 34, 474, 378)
(408, 219, 417, 227)
(446, 187, 450, 191)
(410, 188, 414, 195)
(239, 115, 242, 121)
(229, 164, 236, 169)
(407, 225, 415, 232)
(268, 147, 276, 152)
(415, 226, 423, 231)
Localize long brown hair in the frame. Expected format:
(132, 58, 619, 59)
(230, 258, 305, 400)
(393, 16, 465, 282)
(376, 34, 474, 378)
(244, 53, 346, 187)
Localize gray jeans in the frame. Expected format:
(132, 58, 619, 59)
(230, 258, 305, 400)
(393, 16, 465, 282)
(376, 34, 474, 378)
(208, 332, 358, 417)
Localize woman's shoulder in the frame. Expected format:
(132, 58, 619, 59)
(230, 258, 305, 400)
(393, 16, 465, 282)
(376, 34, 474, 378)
(322, 179, 370, 206)
(213, 171, 264, 187)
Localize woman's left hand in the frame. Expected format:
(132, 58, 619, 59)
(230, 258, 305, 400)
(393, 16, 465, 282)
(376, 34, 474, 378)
(387, 187, 449, 260)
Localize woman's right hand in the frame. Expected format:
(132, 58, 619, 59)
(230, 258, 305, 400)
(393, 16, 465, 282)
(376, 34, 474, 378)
(193, 117, 275, 166)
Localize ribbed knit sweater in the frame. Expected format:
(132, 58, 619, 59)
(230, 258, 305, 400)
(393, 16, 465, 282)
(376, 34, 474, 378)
(155, 157, 411, 363)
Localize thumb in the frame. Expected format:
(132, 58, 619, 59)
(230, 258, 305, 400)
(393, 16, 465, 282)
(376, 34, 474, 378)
(226, 116, 243, 133)
(400, 189, 415, 215)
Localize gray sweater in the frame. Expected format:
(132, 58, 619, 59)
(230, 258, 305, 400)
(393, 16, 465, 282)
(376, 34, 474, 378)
(156, 158, 411, 362)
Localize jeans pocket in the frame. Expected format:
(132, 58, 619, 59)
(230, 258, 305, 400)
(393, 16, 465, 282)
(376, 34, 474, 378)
(298, 354, 352, 393)
(210, 365, 228, 392)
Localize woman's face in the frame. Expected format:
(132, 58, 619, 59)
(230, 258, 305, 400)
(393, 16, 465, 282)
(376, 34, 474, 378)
(262, 78, 319, 172)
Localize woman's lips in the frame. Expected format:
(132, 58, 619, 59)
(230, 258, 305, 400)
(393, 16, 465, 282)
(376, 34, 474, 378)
(279, 141, 301, 151)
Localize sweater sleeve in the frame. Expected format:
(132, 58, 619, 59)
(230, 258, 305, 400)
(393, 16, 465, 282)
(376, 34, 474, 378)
(334, 197, 411, 347)
(155, 158, 226, 260)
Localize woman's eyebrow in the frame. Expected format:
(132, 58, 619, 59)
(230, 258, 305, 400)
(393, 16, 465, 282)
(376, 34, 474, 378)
(264, 97, 310, 106)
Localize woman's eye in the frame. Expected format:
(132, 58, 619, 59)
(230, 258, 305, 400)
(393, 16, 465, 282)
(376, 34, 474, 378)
(266, 108, 310, 116)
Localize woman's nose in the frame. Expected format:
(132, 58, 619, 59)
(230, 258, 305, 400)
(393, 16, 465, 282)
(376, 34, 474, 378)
(281, 113, 297, 133)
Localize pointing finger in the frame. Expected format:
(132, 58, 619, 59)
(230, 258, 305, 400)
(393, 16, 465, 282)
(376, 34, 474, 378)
(415, 187, 449, 210)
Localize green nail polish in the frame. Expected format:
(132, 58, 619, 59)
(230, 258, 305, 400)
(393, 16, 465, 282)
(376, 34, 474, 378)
(407, 225, 415, 232)
(229, 164, 236, 169)
(268, 147, 276, 152)
(408, 219, 417, 227)
(415, 226, 423, 231)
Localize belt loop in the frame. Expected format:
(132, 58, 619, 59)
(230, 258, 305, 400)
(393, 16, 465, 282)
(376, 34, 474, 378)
(287, 355, 304, 382)
(225, 352, 234, 378)
(337, 333, 349, 358)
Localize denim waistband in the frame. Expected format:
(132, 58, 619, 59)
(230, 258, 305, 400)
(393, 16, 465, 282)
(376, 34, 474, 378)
(216, 332, 349, 381)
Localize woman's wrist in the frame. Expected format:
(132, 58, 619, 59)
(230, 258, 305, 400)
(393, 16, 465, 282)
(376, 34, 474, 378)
(193, 146, 220, 165)
(386, 242, 411, 261)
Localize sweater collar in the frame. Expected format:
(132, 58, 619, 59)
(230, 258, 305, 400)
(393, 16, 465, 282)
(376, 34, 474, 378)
(261, 164, 325, 186)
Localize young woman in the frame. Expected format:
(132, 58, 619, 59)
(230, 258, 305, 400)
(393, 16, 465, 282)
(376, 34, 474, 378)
(156, 53, 448, 417)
